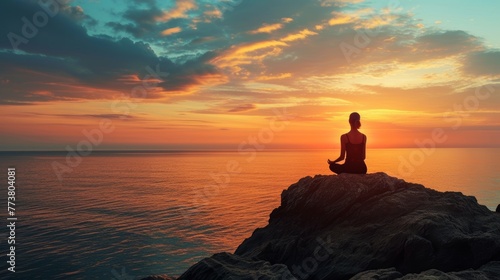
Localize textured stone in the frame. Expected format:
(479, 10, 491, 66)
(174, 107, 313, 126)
(177, 252, 294, 280)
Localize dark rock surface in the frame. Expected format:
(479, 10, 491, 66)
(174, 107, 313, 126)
(352, 261, 500, 279)
(141, 275, 176, 280)
(146, 173, 500, 280)
(178, 252, 294, 280)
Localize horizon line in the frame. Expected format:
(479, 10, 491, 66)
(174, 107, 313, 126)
(1, 146, 499, 153)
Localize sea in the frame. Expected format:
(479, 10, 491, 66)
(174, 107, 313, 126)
(0, 148, 498, 279)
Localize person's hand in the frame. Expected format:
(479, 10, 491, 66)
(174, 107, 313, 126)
(327, 159, 332, 164)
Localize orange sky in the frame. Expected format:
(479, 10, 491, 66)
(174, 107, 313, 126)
(1, 0, 499, 150)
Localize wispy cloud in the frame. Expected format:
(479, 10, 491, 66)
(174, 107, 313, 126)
(161, 26, 182, 36)
(228, 104, 257, 113)
(155, 0, 197, 22)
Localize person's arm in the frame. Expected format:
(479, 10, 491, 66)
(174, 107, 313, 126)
(328, 135, 346, 164)
(362, 134, 367, 160)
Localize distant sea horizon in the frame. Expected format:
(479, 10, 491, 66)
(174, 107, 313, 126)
(0, 148, 498, 279)
(2, 146, 500, 151)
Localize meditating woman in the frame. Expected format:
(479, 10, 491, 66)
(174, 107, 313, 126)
(327, 112, 367, 174)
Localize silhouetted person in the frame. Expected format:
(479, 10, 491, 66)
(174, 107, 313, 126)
(327, 112, 367, 174)
(496, 204, 500, 213)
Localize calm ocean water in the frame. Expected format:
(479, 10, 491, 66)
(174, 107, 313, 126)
(0, 149, 498, 279)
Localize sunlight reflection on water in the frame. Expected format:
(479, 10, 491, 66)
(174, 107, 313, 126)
(0, 149, 498, 279)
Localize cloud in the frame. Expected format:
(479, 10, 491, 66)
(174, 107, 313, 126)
(321, 0, 364, 7)
(463, 51, 500, 76)
(105, 0, 206, 39)
(211, 40, 289, 70)
(281, 29, 318, 42)
(227, 104, 257, 113)
(249, 23, 285, 34)
(161, 27, 182, 36)
(189, 36, 217, 45)
(1, 0, 498, 114)
(221, 0, 334, 35)
(328, 12, 357, 26)
(105, 1, 164, 38)
(32, 113, 139, 120)
(203, 8, 223, 19)
(104, 0, 236, 58)
(256, 73, 293, 81)
(248, 18, 293, 34)
(413, 30, 482, 57)
(156, 0, 197, 22)
(0, 0, 224, 104)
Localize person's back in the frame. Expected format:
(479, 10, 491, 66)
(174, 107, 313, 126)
(345, 132, 365, 163)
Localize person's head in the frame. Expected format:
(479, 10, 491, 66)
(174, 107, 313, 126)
(349, 112, 361, 129)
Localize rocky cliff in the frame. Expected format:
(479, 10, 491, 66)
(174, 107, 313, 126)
(144, 173, 500, 280)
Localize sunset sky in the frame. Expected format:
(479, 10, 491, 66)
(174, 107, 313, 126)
(1, 0, 499, 150)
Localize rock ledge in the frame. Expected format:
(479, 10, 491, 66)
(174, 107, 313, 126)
(147, 173, 500, 280)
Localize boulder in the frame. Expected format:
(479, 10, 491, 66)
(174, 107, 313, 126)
(234, 173, 500, 279)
